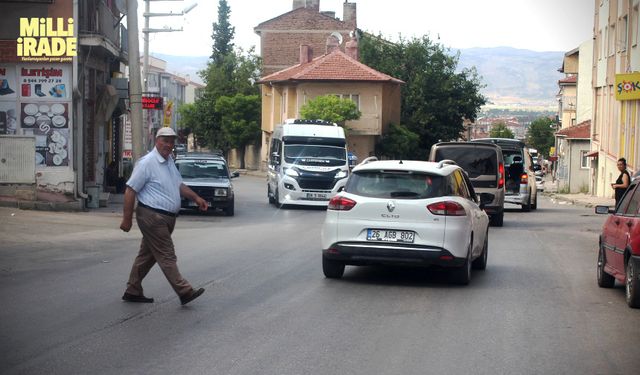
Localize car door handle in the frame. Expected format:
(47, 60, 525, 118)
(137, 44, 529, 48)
(615, 220, 620, 225)
(627, 222, 632, 228)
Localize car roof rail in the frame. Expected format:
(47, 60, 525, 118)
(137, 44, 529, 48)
(359, 156, 378, 165)
(437, 159, 457, 169)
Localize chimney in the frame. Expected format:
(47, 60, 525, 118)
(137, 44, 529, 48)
(306, 0, 320, 10)
(343, 2, 357, 28)
(292, 0, 305, 9)
(345, 35, 358, 61)
(300, 45, 313, 64)
(326, 34, 340, 54)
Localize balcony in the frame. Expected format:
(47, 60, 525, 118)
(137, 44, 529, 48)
(78, 0, 128, 63)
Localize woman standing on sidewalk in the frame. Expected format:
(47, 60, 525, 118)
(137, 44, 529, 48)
(612, 157, 631, 208)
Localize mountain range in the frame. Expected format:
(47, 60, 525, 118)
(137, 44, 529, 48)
(153, 47, 565, 109)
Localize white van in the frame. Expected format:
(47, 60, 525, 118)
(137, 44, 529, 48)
(267, 119, 349, 207)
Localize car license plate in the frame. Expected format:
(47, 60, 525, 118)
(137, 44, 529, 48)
(189, 201, 212, 207)
(367, 229, 415, 243)
(306, 192, 328, 200)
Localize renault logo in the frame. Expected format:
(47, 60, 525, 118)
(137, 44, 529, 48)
(387, 201, 396, 212)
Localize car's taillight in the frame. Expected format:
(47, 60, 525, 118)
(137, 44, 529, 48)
(427, 201, 466, 216)
(328, 196, 357, 211)
(520, 173, 528, 184)
(498, 162, 505, 189)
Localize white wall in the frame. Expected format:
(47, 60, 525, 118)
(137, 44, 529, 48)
(577, 40, 593, 124)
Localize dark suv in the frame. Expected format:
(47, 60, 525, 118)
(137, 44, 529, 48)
(175, 153, 239, 216)
(430, 142, 506, 226)
(471, 138, 537, 211)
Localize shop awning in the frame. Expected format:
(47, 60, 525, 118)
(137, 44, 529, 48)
(586, 150, 599, 158)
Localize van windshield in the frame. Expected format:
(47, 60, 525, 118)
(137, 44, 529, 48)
(435, 148, 497, 178)
(284, 145, 347, 167)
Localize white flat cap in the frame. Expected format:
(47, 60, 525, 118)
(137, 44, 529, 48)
(156, 127, 178, 138)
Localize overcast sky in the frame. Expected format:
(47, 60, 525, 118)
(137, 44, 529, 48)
(137, 0, 594, 56)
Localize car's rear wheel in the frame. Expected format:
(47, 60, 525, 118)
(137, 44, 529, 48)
(531, 192, 538, 210)
(451, 242, 472, 285)
(522, 190, 531, 212)
(626, 257, 640, 308)
(597, 244, 615, 288)
(490, 212, 504, 227)
(322, 256, 345, 279)
(472, 232, 488, 270)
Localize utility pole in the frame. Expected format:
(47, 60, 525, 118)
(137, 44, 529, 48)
(127, 0, 144, 162)
(142, 0, 197, 138)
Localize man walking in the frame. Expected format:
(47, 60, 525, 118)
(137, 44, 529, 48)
(120, 127, 207, 305)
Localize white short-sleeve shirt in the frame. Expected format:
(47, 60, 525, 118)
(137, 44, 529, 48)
(126, 147, 183, 213)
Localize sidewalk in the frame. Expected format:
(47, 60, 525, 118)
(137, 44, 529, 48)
(542, 178, 615, 208)
(0, 168, 269, 213)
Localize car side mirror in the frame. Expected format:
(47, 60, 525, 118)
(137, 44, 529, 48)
(595, 205, 614, 214)
(231, 171, 240, 178)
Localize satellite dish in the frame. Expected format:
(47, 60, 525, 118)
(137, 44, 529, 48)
(115, 0, 127, 15)
(330, 31, 343, 46)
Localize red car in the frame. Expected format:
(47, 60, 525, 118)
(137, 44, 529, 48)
(596, 177, 640, 308)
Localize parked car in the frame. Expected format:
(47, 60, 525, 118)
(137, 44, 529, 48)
(535, 175, 544, 191)
(429, 141, 505, 226)
(174, 143, 187, 154)
(321, 158, 490, 285)
(595, 177, 640, 308)
(175, 153, 239, 216)
(471, 138, 538, 211)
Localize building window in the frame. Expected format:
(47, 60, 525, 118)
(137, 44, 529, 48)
(609, 24, 616, 56)
(620, 16, 628, 51)
(634, 5, 639, 47)
(338, 94, 360, 110)
(580, 150, 590, 169)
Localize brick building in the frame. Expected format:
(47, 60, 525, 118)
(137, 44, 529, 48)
(254, 0, 357, 75)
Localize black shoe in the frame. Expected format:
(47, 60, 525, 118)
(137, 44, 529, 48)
(122, 292, 154, 303)
(180, 288, 205, 305)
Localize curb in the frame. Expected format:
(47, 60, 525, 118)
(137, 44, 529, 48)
(544, 192, 615, 208)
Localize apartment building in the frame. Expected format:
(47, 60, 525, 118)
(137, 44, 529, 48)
(591, 0, 640, 197)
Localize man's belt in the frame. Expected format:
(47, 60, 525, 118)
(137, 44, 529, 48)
(137, 201, 178, 217)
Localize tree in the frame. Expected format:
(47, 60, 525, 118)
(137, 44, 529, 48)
(526, 117, 556, 156)
(190, 0, 262, 155)
(299, 95, 361, 124)
(215, 94, 261, 168)
(210, 0, 235, 66)
(489, 121, 515, 138)
(376, 123, 421, 160)
(360, 34, 486, 156)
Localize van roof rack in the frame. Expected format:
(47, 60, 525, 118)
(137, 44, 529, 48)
(437, 159, 457, 169)
(285, 119, 337, 126)
(359, 156, 378, 165)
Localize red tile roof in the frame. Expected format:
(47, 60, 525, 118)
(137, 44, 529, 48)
(556, 120, 591, 139)
(258, 49, 404, 84)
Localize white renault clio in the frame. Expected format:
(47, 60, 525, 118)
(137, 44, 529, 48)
(321, 158, 490, 284)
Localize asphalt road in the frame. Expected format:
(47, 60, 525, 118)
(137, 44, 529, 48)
(1, 176, 639, 374)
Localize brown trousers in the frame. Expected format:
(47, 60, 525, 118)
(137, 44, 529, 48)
(125, 205, 192, 297)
